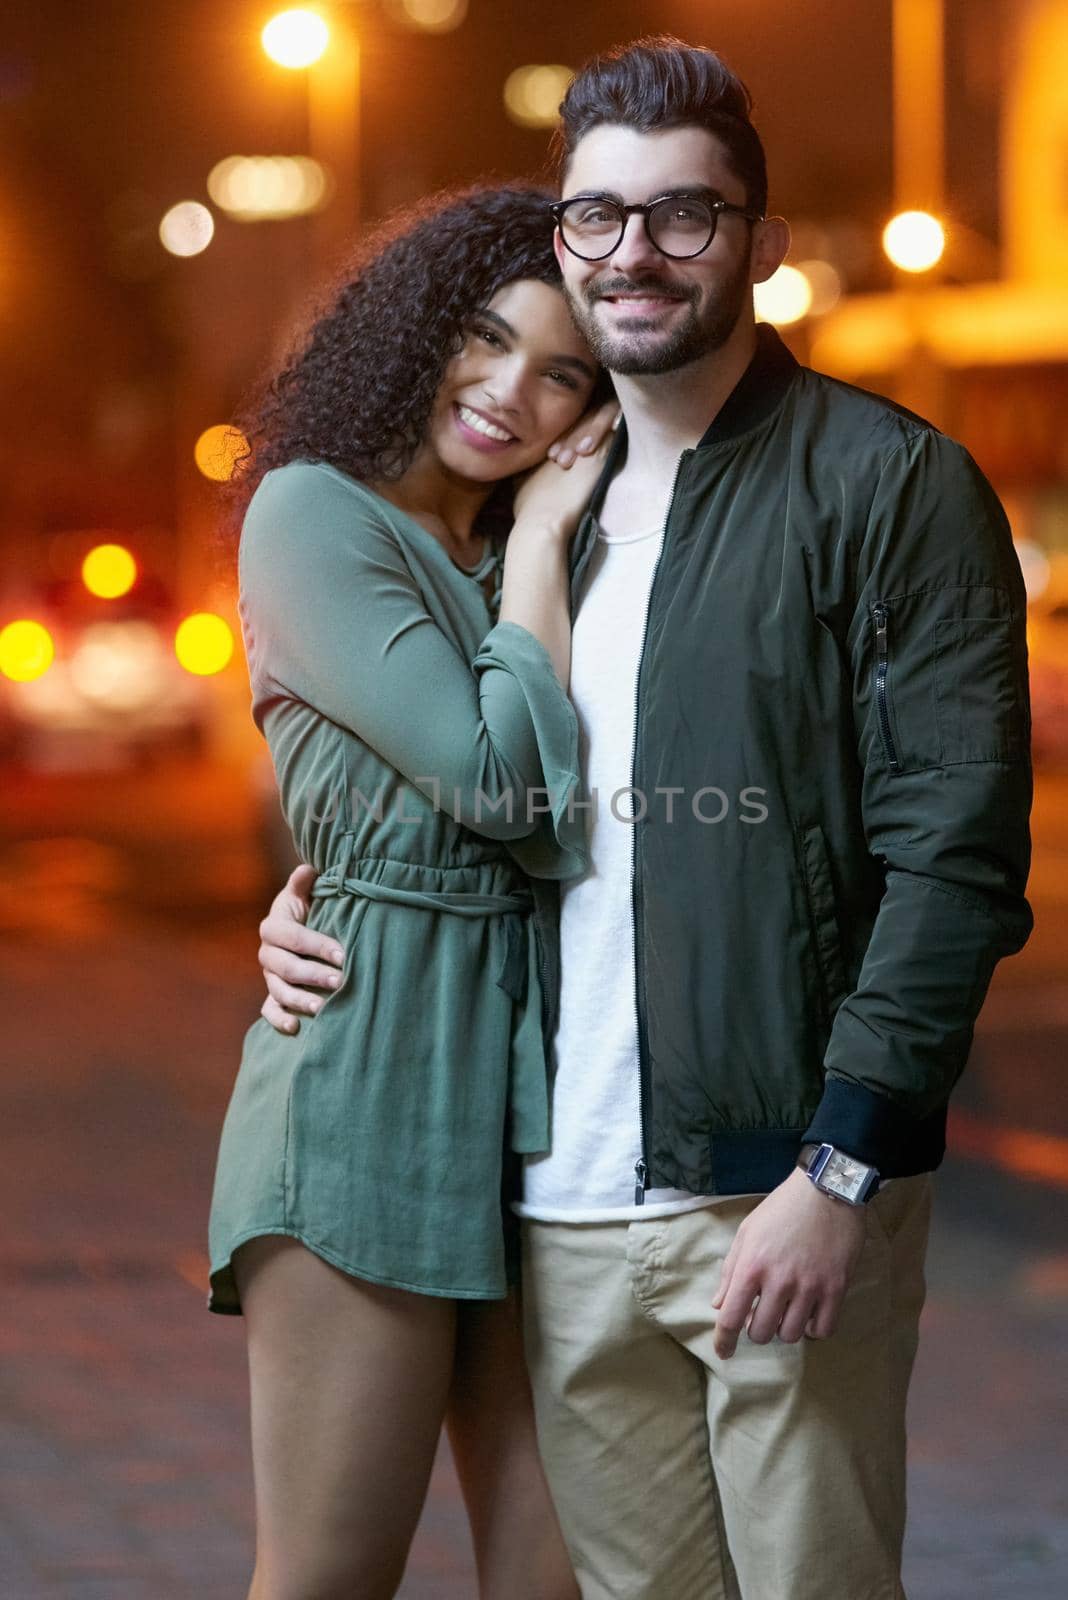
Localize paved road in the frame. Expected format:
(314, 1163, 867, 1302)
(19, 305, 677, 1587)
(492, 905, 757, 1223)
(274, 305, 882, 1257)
(0, 755, 1066, 1597)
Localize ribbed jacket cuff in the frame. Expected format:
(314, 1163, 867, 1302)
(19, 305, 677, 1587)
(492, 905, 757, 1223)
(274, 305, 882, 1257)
(801, 1074, 947, 1176)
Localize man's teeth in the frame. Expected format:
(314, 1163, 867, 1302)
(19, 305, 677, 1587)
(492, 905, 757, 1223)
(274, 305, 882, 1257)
(458, 405, 513, 442)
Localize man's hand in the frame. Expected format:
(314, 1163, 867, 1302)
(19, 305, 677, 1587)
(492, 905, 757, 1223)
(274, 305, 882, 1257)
(711, 1167, 868, 1358)
(258, 864, 345, 1036)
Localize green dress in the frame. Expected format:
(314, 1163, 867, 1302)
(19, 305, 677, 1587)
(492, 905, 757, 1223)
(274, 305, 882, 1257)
(207, 460, 587, 1311)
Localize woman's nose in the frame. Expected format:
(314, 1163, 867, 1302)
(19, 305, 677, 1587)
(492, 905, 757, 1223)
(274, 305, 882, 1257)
(482, 361, 525, 414)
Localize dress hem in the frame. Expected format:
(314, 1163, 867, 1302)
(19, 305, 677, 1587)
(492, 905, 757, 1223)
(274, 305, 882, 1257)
(207, 1226, 508, 1315)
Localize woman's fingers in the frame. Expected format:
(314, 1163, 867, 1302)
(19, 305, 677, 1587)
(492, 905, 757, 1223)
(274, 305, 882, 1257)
(261, 993, 300, 1035)
(258, 913, 344, 970)
(259, 940, 344, 991)
(264, 971, 327, 1020)
(547, 399, 620, 468)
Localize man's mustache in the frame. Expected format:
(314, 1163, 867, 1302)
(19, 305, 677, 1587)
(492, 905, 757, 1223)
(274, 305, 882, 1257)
(584, 276, 698, 306)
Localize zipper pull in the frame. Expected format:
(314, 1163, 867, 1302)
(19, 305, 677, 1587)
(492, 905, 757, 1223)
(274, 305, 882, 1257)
(872, 602, 888, 658)
(634, 1159, 648, 1206)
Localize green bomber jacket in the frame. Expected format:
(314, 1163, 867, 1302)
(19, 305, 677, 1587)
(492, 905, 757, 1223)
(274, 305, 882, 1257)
(526, 324, 1033, 1199)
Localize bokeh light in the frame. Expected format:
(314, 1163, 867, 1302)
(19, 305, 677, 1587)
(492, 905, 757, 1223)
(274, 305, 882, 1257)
(261, 9, 330, 68)
(207, 155, 329, 220)
(82, 543, 138, 599)
(503, 65, 573, 129)
(753, 265, 814, 326)
(882, 210, 946, 273)
(159, 201, 215, 258)
(0, 619, 55, 682)
(194, 425, 250, 483)
(385, 0, 468, 31)
(69, 622, 173, 711)
(796, 259, 843, 316)
(175, 613, 234, 676)
(1015, 539, 1052, 603)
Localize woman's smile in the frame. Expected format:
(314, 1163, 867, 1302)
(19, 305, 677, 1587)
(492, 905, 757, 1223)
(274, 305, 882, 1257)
(452, 401, 519, 452)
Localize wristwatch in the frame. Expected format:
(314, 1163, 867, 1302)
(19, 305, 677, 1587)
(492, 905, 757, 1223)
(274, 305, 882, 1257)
(797, 1142, 880, 1205)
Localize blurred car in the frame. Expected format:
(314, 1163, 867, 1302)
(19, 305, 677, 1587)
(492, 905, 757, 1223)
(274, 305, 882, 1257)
(0, 611, 212, 770)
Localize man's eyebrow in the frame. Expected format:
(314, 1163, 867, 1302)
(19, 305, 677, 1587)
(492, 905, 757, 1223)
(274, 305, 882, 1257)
(474, 308, 597, 380)
(563, 184, 729, 204)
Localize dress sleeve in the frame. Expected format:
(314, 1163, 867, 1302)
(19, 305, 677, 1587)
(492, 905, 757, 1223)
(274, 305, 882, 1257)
(239, 462, 588, 874)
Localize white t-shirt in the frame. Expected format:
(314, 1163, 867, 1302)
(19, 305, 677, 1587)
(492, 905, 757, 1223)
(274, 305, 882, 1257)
(518, 520, 752, 1223)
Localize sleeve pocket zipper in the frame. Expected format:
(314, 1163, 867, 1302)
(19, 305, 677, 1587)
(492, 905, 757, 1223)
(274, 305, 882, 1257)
(871, 602, 902, 772)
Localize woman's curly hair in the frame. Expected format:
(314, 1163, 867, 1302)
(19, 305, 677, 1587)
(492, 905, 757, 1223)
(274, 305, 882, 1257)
(233, 183, 590, 520)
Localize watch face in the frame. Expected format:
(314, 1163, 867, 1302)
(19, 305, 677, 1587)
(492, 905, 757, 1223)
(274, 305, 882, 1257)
(822, 1150, 870, 1203)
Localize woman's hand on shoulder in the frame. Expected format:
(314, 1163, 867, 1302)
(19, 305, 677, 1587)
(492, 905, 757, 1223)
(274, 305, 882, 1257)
(545, 396, 620, 470)
(258, 864, 346, 1035)
(512, 399, 619, 541)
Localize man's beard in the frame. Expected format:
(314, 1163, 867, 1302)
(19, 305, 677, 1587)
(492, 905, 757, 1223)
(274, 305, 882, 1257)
(567, 248, 752, 376)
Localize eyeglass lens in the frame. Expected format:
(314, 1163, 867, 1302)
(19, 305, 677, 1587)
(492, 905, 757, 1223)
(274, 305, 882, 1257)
(560, 196, 718, 260)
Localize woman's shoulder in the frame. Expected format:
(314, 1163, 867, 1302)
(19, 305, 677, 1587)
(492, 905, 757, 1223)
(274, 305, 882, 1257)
(240, 459, 405, 569)
(247, 458, 382, 522)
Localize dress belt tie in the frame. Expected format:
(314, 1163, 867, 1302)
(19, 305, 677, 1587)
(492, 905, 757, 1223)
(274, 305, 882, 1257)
(311, 858, 533, 1005)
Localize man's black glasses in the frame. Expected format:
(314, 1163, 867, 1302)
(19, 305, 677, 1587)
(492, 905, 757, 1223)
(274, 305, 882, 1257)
(550, 191, 765, 262)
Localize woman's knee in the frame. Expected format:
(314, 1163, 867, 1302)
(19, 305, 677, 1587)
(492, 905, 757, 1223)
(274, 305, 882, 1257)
(249, 1546, 406, 1600)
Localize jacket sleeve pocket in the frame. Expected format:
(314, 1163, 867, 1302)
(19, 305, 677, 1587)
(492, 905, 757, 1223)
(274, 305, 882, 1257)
(865, 586, 1026, 774)
(935, 617, 1026, 763)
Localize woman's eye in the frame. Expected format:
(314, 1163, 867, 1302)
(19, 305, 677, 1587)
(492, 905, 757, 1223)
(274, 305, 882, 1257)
(473, 325, 503, 348)
(546, 369, 578, 389)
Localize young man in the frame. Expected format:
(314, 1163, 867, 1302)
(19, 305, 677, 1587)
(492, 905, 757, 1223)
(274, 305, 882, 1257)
(254, 38, 1032, 1599)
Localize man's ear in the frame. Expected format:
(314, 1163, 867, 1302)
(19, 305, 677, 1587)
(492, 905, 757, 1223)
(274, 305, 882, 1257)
(750, 216, 791, 285)
(553, 226, 568, 273)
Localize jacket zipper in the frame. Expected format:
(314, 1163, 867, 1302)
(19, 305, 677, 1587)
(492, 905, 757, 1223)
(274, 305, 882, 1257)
(871, 602, 901, 773)
(630, 450, 692, 1204)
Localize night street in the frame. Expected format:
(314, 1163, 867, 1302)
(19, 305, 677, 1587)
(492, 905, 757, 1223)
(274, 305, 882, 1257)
(1, 753, 1066, 1598)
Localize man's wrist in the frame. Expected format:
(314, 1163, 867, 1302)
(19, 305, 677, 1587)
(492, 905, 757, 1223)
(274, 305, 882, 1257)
(796, 1141, 880, 1205)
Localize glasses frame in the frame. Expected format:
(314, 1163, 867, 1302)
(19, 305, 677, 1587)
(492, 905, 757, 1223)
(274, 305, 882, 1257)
(549, 190, 766, 262)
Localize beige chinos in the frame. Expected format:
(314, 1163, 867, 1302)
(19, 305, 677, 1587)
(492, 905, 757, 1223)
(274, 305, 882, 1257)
(521, 1173, 933, 1600)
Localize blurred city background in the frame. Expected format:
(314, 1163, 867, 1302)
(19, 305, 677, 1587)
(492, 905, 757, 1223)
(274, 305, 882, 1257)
(1, 1, 1066, 1595)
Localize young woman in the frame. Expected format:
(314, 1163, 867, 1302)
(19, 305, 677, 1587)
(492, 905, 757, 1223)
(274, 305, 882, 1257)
(207, 185, 615, 1600)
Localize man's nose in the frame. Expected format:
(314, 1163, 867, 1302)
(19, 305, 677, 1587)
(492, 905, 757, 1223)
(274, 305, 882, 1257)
(607, 211, 661, 277)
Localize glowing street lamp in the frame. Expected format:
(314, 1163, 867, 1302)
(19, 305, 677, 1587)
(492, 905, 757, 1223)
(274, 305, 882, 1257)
(753, 265, 814, 327)
(82, 543, 138, 599)
(159, 201, 215, 257)
(503, 64, 573, 129)
(175, 612, 234, 676)
(385, 0, 468, 31)
(194, 425, 250, 482)
(261, 9, 330, 69)
(0, 619, 55, 682)
(882, 209, 946, 273)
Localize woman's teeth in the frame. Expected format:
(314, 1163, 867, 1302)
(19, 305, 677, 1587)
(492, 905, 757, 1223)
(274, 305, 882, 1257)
(457, 405, 514, 442)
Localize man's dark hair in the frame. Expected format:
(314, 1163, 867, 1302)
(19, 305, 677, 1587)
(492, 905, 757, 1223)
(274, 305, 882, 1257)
(554, 35, 768, 218)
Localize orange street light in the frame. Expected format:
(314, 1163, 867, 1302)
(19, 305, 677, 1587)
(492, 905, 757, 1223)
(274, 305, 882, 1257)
(194, 425, 250, 482)
(261, 9, 330, 69)
(385, 0, 468, 32)
(882, 210, 946, 273)
(503, 65, 573, 129)
(754, 265, 814, 327)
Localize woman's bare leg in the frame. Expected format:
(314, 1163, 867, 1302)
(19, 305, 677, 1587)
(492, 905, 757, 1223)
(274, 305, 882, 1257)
(235, 1235, 457, 1600)
(446, 1291, 580, 1600)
